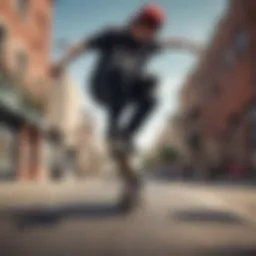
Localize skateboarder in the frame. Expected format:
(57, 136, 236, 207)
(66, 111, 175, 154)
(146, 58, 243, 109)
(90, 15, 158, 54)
(51, 4, 202, 210)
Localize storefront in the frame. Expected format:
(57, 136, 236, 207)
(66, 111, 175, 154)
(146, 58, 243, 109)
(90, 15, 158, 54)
(42, 137, 55, 175)
(0, 65, 46, 180)
(43, 129, 65, 180)
(0, 69, 22, 179)
(0, 119, 19, 179)
(247, 101, 256, 179)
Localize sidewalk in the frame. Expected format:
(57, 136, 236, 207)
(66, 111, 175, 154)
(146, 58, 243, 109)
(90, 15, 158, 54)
(179, 182, 256, 224)
(0, 180, 256, 221)
(0, 178, 120, 210)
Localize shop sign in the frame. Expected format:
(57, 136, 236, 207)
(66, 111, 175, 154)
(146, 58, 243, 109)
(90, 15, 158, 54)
(0, 126, 16, 176)
(23, 108, 42, 126)
(0, 71, 45, 125)
(249, 107, 256, 148)
(42, 139, 55, 171)
(66, 149, 77, 171)
(0, 82, 21, 113)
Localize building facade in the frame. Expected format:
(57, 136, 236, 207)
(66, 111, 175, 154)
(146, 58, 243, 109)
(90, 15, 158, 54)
(177, 0, 256, 178)
(46, 73, 85, 178)
(76, 112, 104, 177)
(0, 0, 53, 180)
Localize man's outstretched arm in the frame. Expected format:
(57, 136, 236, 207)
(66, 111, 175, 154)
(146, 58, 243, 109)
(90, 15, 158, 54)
(51, 27, 113, 76)
(161, 37, 203, 55)
(53, 39, 88, 71)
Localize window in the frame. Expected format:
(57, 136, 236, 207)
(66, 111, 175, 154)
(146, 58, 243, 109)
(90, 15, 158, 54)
(0, 125, 17, 177)
(0, 26, 7, 64)
(32, 38, 41, 51)
(15, 0, 29, 18)
(15, 51, 28, 78)
(211, 84, 220, 96)
(200, 79, 220, 98)
(34, 11, 48, 50)
(36, 11, 48, 31)
(223, 48, 235, 69)
(234, 29, 250, 55)
(188, 107, 201, 121)
(203, 83, 220, 97)
(227, 113, 240, 128)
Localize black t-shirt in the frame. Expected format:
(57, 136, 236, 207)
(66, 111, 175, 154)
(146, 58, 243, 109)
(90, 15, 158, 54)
(86, 26, 162, 85)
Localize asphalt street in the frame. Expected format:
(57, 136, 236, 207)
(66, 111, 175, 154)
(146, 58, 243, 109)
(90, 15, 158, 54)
(0, 179, 256, 256)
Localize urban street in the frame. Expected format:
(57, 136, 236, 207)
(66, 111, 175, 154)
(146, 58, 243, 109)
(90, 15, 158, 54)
(0, 177, 256, 256)
(1, 1, 256, 255)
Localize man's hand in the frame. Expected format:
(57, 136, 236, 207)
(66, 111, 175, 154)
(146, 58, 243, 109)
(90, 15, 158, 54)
(50, 40, 87, 79)
(50, 63, 65, 79)
(162, 37, 204, 55)
(183, 42, 203, 55)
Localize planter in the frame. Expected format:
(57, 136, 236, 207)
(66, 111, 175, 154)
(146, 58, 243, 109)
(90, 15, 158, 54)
(0, 66, 47, 130)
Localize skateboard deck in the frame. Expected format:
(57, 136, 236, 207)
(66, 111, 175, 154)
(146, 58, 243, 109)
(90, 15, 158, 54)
(111, 148, 143, 213)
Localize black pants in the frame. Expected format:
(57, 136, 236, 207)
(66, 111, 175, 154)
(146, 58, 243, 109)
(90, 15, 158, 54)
(91, 70, 157, 140)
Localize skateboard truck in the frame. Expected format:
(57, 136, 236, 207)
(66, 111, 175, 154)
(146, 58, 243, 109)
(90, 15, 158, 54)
(109, 139, 142, 213)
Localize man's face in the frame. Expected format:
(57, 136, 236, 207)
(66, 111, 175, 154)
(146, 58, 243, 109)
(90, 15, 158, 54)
(131, 23, 159, 42)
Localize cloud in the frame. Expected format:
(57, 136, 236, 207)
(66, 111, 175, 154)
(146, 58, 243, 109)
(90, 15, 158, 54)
(137, 75, 184, 150)
(159, 75, 183, 95)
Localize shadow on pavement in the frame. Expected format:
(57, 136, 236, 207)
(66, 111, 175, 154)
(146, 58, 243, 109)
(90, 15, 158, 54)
(172, 209, 245, 225)
(193, 245, 256, 256)
(182, 180, 256, 189)
(1, 202, 125, 229)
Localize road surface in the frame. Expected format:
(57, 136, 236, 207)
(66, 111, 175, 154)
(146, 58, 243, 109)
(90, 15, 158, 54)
(0, 178, 256, 256)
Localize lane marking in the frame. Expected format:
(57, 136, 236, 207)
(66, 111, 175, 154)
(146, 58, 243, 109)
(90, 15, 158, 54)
(181, 189, 256, 227)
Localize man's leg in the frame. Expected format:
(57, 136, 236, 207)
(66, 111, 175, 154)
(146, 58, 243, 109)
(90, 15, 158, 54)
(104, 70, 128, 140)
(125, 97, 156, 138)
(115, 75, 157, 210)
(107, 100, 124, 139)
(123, 74, 158, 141)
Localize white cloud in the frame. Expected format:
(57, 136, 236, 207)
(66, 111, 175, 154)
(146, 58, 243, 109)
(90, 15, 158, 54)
(137, 75, 184, 150)
(82, 74, 185, 151)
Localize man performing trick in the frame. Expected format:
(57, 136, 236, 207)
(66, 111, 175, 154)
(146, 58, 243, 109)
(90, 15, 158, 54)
(52, 4, 202, 211)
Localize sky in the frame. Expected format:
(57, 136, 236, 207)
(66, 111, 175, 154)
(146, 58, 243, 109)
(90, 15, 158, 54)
(52, 0, 227, 151)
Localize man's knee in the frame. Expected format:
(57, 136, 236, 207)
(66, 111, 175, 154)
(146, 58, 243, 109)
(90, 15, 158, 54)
(140, 95, 157, 112)
(147, 95, 157, 108)
(141, 74, 158, 90)
(134, 74, 158, 101)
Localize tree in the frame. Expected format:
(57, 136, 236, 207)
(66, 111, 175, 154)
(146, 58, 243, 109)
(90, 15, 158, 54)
(158, 146, 179, 163)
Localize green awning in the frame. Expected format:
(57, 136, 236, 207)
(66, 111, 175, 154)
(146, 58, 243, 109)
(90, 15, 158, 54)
(0, 69, 46, 131)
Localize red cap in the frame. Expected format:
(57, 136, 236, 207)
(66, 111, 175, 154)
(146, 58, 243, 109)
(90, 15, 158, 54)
(135, 4, 166, 27)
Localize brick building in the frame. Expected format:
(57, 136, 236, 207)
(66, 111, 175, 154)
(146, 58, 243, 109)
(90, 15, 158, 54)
(76, 111, 106, 177)
(177, 0, 256, 178)
(46, 73, 85, 179)
(0, 0, 53, 180)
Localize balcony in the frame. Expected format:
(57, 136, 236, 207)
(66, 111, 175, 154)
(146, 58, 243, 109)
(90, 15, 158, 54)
(0, 64, 47, 130)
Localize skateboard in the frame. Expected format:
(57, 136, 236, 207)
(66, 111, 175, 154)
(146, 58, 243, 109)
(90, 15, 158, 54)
(110, 144, 143, 213)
